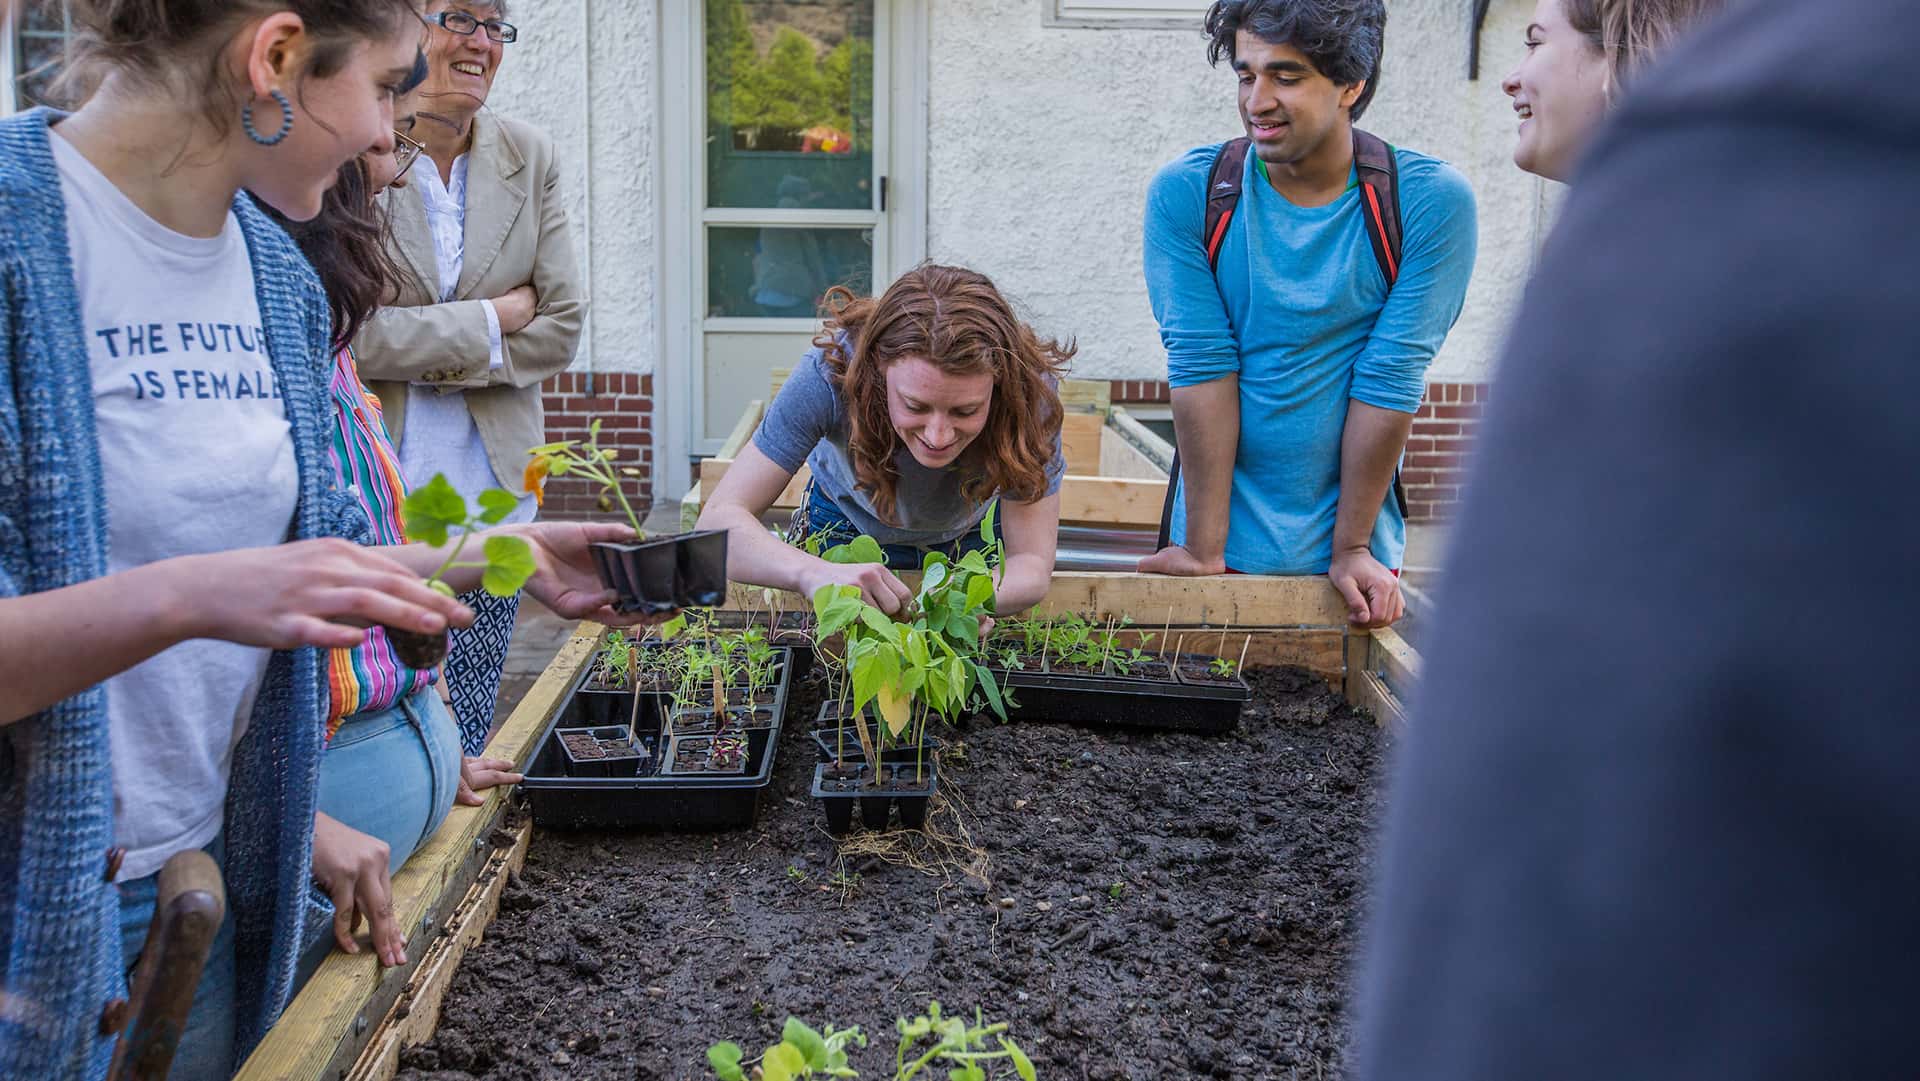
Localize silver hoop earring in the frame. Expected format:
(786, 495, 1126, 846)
(242, 89, 294, 146)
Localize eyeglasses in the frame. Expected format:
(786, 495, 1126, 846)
(393, 128, 427, 181)
(433, 10, 518, 43)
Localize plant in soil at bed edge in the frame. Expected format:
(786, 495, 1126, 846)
(706, 1002, 1036, 1081)
(390, 474, 536, 670)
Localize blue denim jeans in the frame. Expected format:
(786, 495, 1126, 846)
(295, 686, 461, 987)
(117, 832, 235, 1081)
(788, 480, 996, 571)
(316, 686, 462, 870)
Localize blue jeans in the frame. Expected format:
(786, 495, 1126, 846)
(117, 833, 236, 1081)
(788, 481, 996, 571)
(296, 687, 461, 987)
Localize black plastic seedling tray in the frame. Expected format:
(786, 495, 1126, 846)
(996, 653, 1251, 733)
(518, 653, 787, 831)
(811, 760, 938, 835)
(590, 529, 729, 614)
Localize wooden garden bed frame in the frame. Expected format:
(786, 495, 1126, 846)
(241, 575, 1416, 1080)
(678, 374, 1174, 531)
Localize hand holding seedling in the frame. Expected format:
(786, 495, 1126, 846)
(515, 521, 684, 626)
(801, 534, 914, 615)
(194, 538, 475, 648)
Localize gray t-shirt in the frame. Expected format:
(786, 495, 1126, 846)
(752, 340, 1065, 546)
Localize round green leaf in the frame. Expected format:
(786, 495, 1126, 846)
(480, 534, 537, 597)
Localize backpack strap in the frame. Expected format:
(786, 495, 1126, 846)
(1352, 127, 1403, 287)
(1203, 138, 1253, 270)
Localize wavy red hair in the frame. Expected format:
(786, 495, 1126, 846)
(814, 265, 1073, 525)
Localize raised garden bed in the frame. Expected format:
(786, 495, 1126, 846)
(393, 665, 1385, 1079)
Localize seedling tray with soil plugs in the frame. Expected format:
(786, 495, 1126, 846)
(995, 652, 1252, 733)
(518, 663, 786, 831)
(810, 759, 939, 835)
(556, 725, 654, 778)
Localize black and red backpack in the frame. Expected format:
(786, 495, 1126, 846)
(1156, 128, 1410, 553)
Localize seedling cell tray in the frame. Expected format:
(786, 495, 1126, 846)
(810, 760, 939, 835)
(519, 658, 784, 831)
(997, 653, 1251, 733)
(591, 529, 729, 613)
(808, 702, 945, 763)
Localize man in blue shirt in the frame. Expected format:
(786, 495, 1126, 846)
(1139, 0, 1477, 627)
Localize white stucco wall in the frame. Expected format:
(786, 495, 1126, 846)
(492, 0, 1546, 387)
(925, 0, 1549, 383)
(487, 0, 658, 375)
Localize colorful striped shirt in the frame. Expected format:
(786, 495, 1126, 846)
(325, 346, 433, 735)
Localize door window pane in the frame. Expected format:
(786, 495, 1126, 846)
(705, 0, 875, 210)
(15, 1, 76, 109)
(707, 225, 872, 318)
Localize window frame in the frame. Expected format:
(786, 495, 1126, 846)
(1041, 0, 1211, 30)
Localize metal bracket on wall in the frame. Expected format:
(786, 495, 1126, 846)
(1468, 0, 1495, 79)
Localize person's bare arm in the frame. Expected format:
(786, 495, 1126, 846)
(1139, 375, 1238, 575)
(1328, 400, 1411, 627)
(993, 491, 1060, 614)
(0, 541, 469, 726)
(696, 442, 912, 614)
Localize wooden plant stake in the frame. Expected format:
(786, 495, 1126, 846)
(1217, 620, 1231, 659)
(1237, 634, 1251, 675)
(1172, 634, 1186, 666)
(1160, 606, 1173, 660)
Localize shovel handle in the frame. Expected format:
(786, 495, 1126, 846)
(107, 849, 226, 1081)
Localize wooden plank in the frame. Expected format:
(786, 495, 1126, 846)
(679, 480, 703, 533)
(1056, 475, 1168, 527)
(1369, 625, 1421, 692)
(1061, 412, 1106, 474)
(1058, 378, 1111, 415)
(1350, 669, 1407, 731)
(716, 400, 764, 459)
(1098, 425, 1167, 481)
(698, 457, 811, 510)
(345, 822, 533, 1081)
(237, 628, 601, 1081)
(1028, 571, 1350, 627)
(1108, 406, 1175, 472)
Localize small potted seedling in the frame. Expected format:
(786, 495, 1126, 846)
(388, 474, 537, 670)
(525, 420, 728, 613)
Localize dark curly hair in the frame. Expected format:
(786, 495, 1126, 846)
(1204, 0, 1387, 121)
(813, 265, 1074, 525)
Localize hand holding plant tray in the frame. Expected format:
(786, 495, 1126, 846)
(526, 420, 729, 613)
(389, 474, 537, 669)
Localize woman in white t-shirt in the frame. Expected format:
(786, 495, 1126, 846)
(0, 3, 634, 1075)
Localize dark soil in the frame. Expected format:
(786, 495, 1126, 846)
(398, 666, 1388, 1081)
(385, 625, 449, 670)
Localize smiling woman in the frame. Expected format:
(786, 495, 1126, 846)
(348, 0, 590, 755)
(697, 265, 1071, 620)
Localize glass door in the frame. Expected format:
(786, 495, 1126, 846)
(695, 0, 885, 452)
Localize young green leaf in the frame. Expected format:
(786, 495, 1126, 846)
(480, 534, 537, 597)
(706, 1042, 746, 1081)
(761, 1041, 807, 1081)
(400, 473, 467, 547)
(782, 1018, 830, 1069)
(475, 487, 520, 525)
(1002, 1037, 1037, 1081)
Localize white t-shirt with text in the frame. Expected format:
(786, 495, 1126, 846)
(52, 133, 300, 882)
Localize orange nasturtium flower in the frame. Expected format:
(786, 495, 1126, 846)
(522, 456, 550, 507)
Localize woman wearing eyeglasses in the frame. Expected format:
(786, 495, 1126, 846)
(350, 0, 587, 756)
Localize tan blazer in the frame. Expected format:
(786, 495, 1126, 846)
(353, 110, 586, 490)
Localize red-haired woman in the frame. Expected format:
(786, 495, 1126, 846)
(699, 265, 1070, 616)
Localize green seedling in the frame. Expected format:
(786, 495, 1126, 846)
(400, 473, 536, 600)
(787, 865, 809, 884)
(524, 418, 646, 537)
(706, 1003, 1036, 1081)
(1207, 656, 1239, 679)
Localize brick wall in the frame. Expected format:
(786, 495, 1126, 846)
(1403, 381, 1486, 523)
(537, 372, 653, 520)
(1108, 377, 1488, 523)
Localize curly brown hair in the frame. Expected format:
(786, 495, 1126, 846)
(814, 265, 1074, 525)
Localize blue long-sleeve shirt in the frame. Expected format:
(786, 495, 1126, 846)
(1144, 140, 1478, 574)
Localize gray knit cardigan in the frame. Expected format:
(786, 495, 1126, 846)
(0, 109, 342, 1077)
